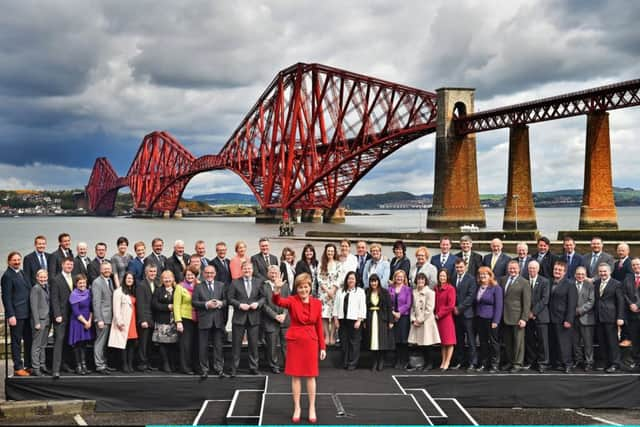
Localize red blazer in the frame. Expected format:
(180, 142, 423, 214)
(273, 293, 326, 350)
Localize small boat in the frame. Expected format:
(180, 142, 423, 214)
(459, 224, 479, 232)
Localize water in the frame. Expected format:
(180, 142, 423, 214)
(1, 207, 639, 259)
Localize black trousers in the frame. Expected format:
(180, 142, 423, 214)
(10, 319, 32, 371)
(572, 323, 595, 366)
(232, 322, 260, 371)
(476, 317, 500, 368)
(52, 320, 73, 373)
(629, 319, 640, 364)
(597, 322, 621, 367)
(264, 326, 287, 370)
(550, 323, 573, 368)
(525, 321, 549, 367)
(453, 315, 477, 367)
(339, 319, 362, 368)
(178, 319, 196, 372)
(137, 325, 153, 369)
(199, 326, 225, 374)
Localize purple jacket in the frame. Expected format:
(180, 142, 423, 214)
(475, 285, 503, 324)
(389, 285, 413, 316)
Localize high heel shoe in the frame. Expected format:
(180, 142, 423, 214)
(308, 416, 317, 423)
(291, 416, 300, 423)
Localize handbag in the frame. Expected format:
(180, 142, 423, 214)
(152, 313, 178, 344)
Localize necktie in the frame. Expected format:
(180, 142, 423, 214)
(505, 276, 513, 293)
(245, 279, 251, 296)
(359, 256, 365, 271)
(590, 254, 599, 272)
(530, 278, 535, 289)
(107, 278, 113, 290)
(208, 281, 214, 294)
(62, 249, 68, 258)
(343, 291, 350, 318)
(519, 258, 525, 272)
(456, 275, 462, 286)
(619, 259, 624, 269)
(567, 254, 572, 266)
(201, 258, 208, 267)
(65, 273, 73, 291)
(463, 253, 469, 267)
(635, 276, 640, 288)
(39, 253, 46, 269)
(600, 280, 607, 297)
(441, 254, 447, 268)
(491, 254, 497, 270)
(577, 282, 582, 293)
(264, 255, 270, 267)
(537, 253, 545, 262)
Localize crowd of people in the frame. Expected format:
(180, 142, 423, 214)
(2, 232, 640, 379)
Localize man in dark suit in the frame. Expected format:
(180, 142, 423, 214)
(513, 242, 533, 280)
(228, 261, 265, 376)
(624, 258, 640, 371)
(573, 266, 595, 371)
(431, 236, 457, 277)
(1, 252, 32, 376)
(144, 237, 167, 273)
(128, 241, 147, 282)
(499, 260, 531, 372)
(561, 236, 584, 280)
(193, 265, 227, 379)
(194, 240, 211, 270)
(483, 238, 510, 280)
(613, 243, 633, 282)
(48, 232, 73, 277)
(165, 240, 190, 283)
(211, 242, 232, 286)
(72, 242, 90, 278)
(548, 261, 578, 373)
(23, 235, 50, 286)
(524, 260, 550, 373)
(51, 257, 76, 378)
(251, 237, 279, 283)
(531, 237, 559, 279)
(455, 235, 482, 276)
(262, 265, 291, 373)
(583, 237, 615, 278)
(87, 242, 109, 285)
(593, 263, 625, 373)
(135, 264, 159, 372)
(355, 240, 371, 287)
(452, 259, 477, 370)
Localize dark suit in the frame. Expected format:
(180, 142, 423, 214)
(583, 252, 615, 278)
(136, 278, 159, 370)
(613, 257, 633, 282)
(192, 280, 227, 374)
(72, 255, 90, 278)
(144, 252, 167, 274)
(251, 253, 279, 283)
(430, 253, 457, 277)
(128, 257, 146, 282)
(23, 251, 50, 286)
(453, 273, 477, 367)
(623, 274, 640, 365)
(295, 260, 319, 294)
(525, 276, 550, 368)
(548, 278, 578, 369)
(455, 251, 483, 277)
(500, 275, 531, 368)
(531, 252, 559, 279)
(228, 277, 265, 373)
(1, 268, 33, 370)
(355, 253, 372, 287)
(48, 247, 72, 277)
(87, 258, 110, 286)
(211, 257, 232, 286)
(50, 272, 74, 374)
(593, 277, 624, 367)
(512, 256, 532, 279)
(573, 279, 595, 367)
(483, 253, 510, 280)
(389, 257, 411, 280)
(561, 252, 584, 280)
(261, 281, 290, 370)
(165, 252, 190, 283)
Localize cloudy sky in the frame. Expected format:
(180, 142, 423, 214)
(1, 0, 638, 197)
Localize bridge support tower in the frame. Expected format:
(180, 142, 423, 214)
(300, 209, 324, 223)
(579, 112, 618, 230)
(323, 207, 346, 224)
(427, 88, 486, 229)
(503, 125, 537, 230)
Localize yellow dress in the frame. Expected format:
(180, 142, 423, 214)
(370, 292, 380, 350)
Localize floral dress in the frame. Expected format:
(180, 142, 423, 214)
(318, 260, 342, 319)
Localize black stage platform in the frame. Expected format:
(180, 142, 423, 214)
(7, 367, 640, 425)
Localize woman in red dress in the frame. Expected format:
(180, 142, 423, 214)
(273, 272, 327, 424)
(435, 269, 456, 370)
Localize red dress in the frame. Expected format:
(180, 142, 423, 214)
(435, 284, 456, 345)
(273, 293, 326, 377)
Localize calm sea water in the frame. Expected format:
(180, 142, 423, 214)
(1, 207, 639, 259)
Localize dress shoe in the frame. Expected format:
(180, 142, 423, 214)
(14, 369, 30, 377)
(146, 366, 158, 372)
(347, 365, 356, 371)
(248, 368, 259, 375)
(500, 364, 513, 372)
(106, 366, 117, 372)
(271, 367, 280, 374)
(584, 365, 593, 372)
(201, 372, 208, 380)
(52, 372, 60, 379)
(97, 369, 110, 375)
(31, 370, 42, 377)
(605, 365, 618, 373)
(537, 366, 546, 373)
(466, 365, 477, 373)
(180, 369, 195, 375)
(230, 370, 236, 378)
(564, 367, 572, 374)
(215, 370, 228, 378)
(41, 367, 51, 375)
(62, 364, 74, 373)
(509, 367, 521, 374)
(488, 367, 499, 374)
(522, 364, 531, 370)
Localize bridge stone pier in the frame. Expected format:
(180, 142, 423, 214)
(300, 209, 324, 223)
(579, 112, 618, 230)
(503, 125, 537, 230)
(427, 88, 486, 229)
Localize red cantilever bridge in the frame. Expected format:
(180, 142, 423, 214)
(86, 63, 640, 228)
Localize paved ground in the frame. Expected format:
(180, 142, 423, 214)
(0, 411, 196, 425)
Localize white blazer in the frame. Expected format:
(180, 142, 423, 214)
(333, 287, 366, 321)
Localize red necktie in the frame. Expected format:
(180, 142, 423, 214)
(635, 276, 640, 288)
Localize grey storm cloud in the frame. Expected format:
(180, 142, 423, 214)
(0, 0, 638, 196)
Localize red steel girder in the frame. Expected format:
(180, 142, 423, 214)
(455, 79, 640, 134)
(85, 157, 125, 214)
